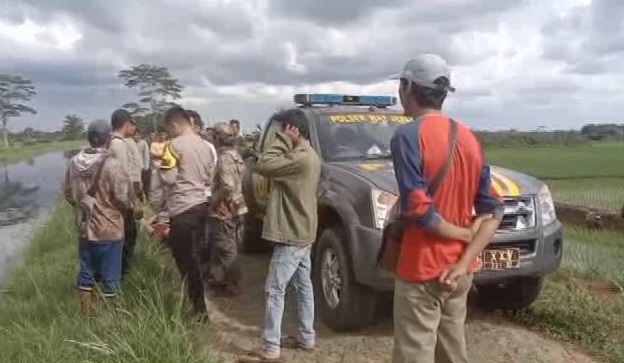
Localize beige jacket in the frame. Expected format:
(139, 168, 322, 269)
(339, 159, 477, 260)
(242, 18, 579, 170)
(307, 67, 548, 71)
(63, 148, 130, 242)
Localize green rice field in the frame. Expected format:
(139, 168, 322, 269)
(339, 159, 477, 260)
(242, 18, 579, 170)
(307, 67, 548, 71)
(487, 142, 623, 211)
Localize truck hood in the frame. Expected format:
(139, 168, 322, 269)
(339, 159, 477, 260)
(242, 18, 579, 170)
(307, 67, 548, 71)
(330, 160, 542, 197)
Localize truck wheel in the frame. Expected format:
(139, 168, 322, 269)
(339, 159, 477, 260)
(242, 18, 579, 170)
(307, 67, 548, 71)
(242, 215, 271, 255)
(476, 277, 543, 311)
(313, 227, 377, 331)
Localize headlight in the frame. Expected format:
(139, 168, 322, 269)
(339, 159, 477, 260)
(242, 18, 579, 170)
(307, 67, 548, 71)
(538, 184, 557, 226)
(371, 189, 399, 229)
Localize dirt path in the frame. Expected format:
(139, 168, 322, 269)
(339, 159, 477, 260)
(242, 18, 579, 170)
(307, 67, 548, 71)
(205, 254, 598, 363)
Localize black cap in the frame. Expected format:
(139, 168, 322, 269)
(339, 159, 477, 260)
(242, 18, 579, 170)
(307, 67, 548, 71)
(111, 109, 134, 130)
(87, 119, 112, 147)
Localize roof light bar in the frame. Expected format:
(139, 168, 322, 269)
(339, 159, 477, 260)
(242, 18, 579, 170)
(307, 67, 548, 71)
(293, 93, 397, 107)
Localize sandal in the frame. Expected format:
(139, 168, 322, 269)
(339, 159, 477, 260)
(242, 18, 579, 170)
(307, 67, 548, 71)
(237, 346, 281, 363)
(281, 335, 315, 352)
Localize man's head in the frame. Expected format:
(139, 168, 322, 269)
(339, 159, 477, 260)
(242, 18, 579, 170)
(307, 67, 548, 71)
(390, 54, 455, 116)
(229, 119, 241, 134)
(163, 106, 193, 137)
(213, 122, 237, 147)
(87, 119, 112, 148)
(110, 109, 136, 137)
(186, 110, 204, 134)
(272, 108, 309, 145)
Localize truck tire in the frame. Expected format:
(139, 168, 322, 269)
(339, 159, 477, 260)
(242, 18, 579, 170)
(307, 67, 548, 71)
(476, 276, 543, 311)
(313, 227, 377, 331)
(242, 215, 271, 255)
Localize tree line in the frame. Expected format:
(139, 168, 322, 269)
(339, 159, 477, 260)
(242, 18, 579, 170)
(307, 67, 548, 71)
(2, 65, 624, 149)
(0, 64, 183, 148)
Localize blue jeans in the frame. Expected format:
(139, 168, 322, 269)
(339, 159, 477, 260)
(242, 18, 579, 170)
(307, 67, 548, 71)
(77, 239, 123, 297)
(262, 244, 315, 355)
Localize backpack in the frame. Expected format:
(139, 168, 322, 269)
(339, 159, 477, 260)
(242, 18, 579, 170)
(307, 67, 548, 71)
(75, 156, 109, 237)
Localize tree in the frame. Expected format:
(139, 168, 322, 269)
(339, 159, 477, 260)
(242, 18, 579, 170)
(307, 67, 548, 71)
(61, 114, 85, 140)
(0, 74, 37, 148)
(118, 64, 184, 131)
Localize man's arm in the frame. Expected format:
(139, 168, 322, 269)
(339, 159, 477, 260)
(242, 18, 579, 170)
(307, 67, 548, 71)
(390, 127, 471, 242)
(254, 132, 305, 180)
(439, 163, 504, 286)
(458, 163, 504, 260)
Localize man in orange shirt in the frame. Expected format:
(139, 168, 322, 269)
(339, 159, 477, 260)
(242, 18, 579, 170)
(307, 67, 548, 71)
(389, 54, 504, 363)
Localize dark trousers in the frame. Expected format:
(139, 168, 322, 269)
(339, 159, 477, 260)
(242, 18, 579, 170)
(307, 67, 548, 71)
(169, 203, 210, 314)
(141, 169, 151, 200)
(209, 216, 244, 287)
(122, 209, 137, 277)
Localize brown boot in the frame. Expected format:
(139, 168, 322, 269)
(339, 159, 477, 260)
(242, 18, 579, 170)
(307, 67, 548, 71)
(79, 290, 95, 316)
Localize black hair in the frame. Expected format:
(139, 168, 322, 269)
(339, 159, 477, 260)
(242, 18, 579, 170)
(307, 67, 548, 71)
(163, 106, 191, 125)
(401, 77, 449, 110)
(111, 109, 133, 130)
(271, 108, 310, 140)
(186, 109, 204, 129)
(229, 119, 240, 126)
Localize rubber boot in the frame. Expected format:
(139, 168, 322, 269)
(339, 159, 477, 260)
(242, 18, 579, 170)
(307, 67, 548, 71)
(80, 290, 95, 316)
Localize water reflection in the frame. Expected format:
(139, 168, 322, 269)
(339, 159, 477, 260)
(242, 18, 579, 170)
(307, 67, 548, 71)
(0, 168, 40, 227)
(0, 151, 72, 287)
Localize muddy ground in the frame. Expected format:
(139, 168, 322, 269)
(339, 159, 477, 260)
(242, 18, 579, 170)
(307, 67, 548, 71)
(204, 254, 597, 363)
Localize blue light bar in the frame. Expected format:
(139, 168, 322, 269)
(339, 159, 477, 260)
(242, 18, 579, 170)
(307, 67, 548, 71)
(293, 93, 397, 107)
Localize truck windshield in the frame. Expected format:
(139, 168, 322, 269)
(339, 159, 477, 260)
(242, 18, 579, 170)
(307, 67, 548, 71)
(316, 113, 412, 161)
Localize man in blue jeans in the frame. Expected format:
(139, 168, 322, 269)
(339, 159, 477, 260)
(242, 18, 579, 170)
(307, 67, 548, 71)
(64, 119, 131, 315)
(244, 109, 321, 362)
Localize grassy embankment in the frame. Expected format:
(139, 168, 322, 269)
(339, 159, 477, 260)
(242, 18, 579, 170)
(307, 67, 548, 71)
(0, 140, 84, 164)
(488, 141, 623, 361)
(0, 202, 216, 363)
(487, 141, 624, 211)
(512, 227, 624, 363)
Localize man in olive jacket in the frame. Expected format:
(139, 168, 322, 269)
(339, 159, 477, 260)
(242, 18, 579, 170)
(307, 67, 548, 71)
(245, 109, 320, 362)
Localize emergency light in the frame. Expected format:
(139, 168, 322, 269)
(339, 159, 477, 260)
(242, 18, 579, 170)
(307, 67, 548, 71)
(294, 93, 397, 107)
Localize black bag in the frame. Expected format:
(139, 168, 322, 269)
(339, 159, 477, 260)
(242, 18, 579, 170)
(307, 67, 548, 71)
(377, 119, 459, 273)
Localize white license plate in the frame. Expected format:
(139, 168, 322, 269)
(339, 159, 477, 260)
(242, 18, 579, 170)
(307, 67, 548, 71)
(477, 248, 520, 271)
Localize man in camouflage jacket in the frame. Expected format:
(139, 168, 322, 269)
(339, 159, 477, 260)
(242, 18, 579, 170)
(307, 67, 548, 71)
(208, 122, 248, 296)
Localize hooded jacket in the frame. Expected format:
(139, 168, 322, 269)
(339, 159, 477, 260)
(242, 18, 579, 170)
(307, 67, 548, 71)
(63, 148, 130, 242)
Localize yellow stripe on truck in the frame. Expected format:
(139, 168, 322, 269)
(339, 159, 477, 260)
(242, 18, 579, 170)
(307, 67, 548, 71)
(491, 170, 522, 197)
(490, 174, 506, 196)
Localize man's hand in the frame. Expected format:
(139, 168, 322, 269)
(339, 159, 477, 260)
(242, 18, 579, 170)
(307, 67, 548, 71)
(469, 214, 494, 241)
(283, 125, 300, 145)
(439, 262, 470, 291)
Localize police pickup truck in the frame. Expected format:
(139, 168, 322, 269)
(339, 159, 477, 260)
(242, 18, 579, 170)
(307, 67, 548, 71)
(242, 93, 563, 332)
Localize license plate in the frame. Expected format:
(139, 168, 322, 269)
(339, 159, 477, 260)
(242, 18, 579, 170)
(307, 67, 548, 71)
(477, 248, 520, 271)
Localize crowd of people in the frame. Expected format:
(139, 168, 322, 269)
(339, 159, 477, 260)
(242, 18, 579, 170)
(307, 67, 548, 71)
(63, 53, 504, 363)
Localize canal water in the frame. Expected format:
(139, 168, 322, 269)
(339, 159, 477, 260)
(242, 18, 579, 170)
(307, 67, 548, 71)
(0, 151, 71, 288)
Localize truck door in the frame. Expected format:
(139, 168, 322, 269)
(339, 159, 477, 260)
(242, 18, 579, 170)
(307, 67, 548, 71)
(242, 118, 283, 218)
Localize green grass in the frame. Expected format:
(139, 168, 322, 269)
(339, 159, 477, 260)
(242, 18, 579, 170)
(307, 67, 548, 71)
(0, 203, 216, 363)
(548, 178, 622, 211)
(487, 142, 624, 211)
(513, 226, 624, 363)
(487, 142, 624, 180)
(0, 140, 84, 164)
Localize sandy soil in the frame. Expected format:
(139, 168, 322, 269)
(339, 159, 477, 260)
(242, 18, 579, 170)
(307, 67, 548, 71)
(205, 254, 598, 363)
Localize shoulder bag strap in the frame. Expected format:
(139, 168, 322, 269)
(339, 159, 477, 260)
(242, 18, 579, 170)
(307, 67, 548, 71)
(86, 155, 109, 197)
(427, 119, 458, 196)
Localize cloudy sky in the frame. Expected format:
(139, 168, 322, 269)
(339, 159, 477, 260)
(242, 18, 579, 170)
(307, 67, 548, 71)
(0, 0, 622, 132)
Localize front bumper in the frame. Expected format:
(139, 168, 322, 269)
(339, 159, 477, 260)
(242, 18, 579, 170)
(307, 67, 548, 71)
(351, 220, 564, 291)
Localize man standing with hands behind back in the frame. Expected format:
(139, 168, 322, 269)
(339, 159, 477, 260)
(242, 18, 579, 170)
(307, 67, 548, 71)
(389, 54, 504, 363)
(244, 109, 320, 362)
